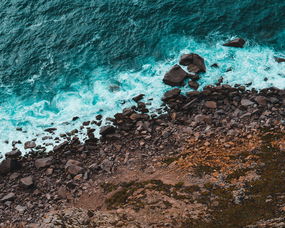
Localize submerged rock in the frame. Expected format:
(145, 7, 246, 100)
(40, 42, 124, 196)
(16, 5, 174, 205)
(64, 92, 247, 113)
(274, 57, 285, 63)
(163, 65, 188, 86)
(223, 38, 246, 48)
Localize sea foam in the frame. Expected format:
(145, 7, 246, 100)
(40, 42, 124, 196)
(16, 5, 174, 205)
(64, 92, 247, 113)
(0, 37, 284, 158)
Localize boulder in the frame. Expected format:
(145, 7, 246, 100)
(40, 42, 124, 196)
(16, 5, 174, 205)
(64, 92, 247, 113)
(132, 94, 145, 102)
(67, 165, 84, 176)
(35, 157, 53, 169)
(24, 141, 36, 149)
(163, 65, 188, 86)
(189, 74, 200, 81)
(255, 96, 267, 106)
(274, 57, 285, 63)
(1, 193, 15, 202)
(223, 38, 246, 48)
(179, 54, 206, 73)
(20, 176, 34, 188)
(100, 125, 116, 136)
(204, 101, 217, 109)
(189, 80, 199, 90)
(0, 159, 21, 175)
(162, 88, 181, 101)
(241, 99, 254, 106)
(5, 149, 21, 159)
(65, 160, 84, 176)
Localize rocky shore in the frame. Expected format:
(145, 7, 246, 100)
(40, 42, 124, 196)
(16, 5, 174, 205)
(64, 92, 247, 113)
(1, 39, 285, 227)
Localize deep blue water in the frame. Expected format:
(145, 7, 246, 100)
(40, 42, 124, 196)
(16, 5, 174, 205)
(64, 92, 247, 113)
(0, 0, 285, 156)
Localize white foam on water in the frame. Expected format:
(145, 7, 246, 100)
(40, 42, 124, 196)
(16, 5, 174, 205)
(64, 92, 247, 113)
(0, 36, 285, 159)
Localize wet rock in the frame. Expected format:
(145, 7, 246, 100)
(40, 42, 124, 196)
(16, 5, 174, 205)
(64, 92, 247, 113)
(274, 57, 285, 63)
(179, 54, 206, 73)
(162, 88, 181, 101)
(223, 38, 246, 48)
(211, 63, 219, 68)
(132, 94, 145, 102)
(24, 141, 36, 149)
(163, 65, 188, 86)
(189, 80, 199, 90)
(179, 53, 206, 73)
(5, 149, 21, 159)
(189, 74, 200, 81)
(100, 125, 116, 136)
(44, 128, 57, 133)
(1, 193, 15, 202)
(35, 157, 53, 169)
(96, 115, 103, 120)
(20, 176, 34, 188)
(72, 116, 79, 121)
(204, 101, 217, 109)
(0, 159, 21, 175)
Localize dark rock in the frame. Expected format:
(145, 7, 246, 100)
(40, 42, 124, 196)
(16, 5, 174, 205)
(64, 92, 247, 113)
(162, 88, 181, 101)
(53, 141, 68, 151)
(100, 125, 116, 136)
(5, 149, 21, 159)
(223, 38, 246, 48)
(96, 115, 103, 120)
(24, 141, 36, 149)
(211, 63, 219, 68)
(205, 101, 217, 109)
(189, 74, 200, 81)
(72, 116, 79, 121)
(274, 57, 285, 63)
(179, 53, 206, 73)
(35, 157, 53, 169)
(0, 159, 21, 175)
(163, 65, 188, 86)
(44, 128, 57, 133)
(1, 193, 15, 202)
(20, 176, 34, 188)
(132, 94, 145, 102)
(179, 54, 206, 72)
(189, 80, 199, 90)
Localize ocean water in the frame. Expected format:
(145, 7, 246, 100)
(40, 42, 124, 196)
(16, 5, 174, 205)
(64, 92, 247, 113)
(0, 0, 285, 157)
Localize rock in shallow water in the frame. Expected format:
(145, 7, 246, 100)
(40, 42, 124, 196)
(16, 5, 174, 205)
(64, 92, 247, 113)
(223, 38, 246, 48)
(179, 53, 206, 73)
(163, 65, 188, 86)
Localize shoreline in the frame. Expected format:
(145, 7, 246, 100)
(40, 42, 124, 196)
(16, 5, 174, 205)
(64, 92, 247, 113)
(1, 82, 285, 226)
(1, 43, 285, 226)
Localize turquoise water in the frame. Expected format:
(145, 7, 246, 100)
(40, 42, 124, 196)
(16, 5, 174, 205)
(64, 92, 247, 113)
(0, 0, 285, 156)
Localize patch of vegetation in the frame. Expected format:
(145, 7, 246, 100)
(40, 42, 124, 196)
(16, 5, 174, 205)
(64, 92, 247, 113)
(105, 179, 200, 210)
(183, 129, 285, 227)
